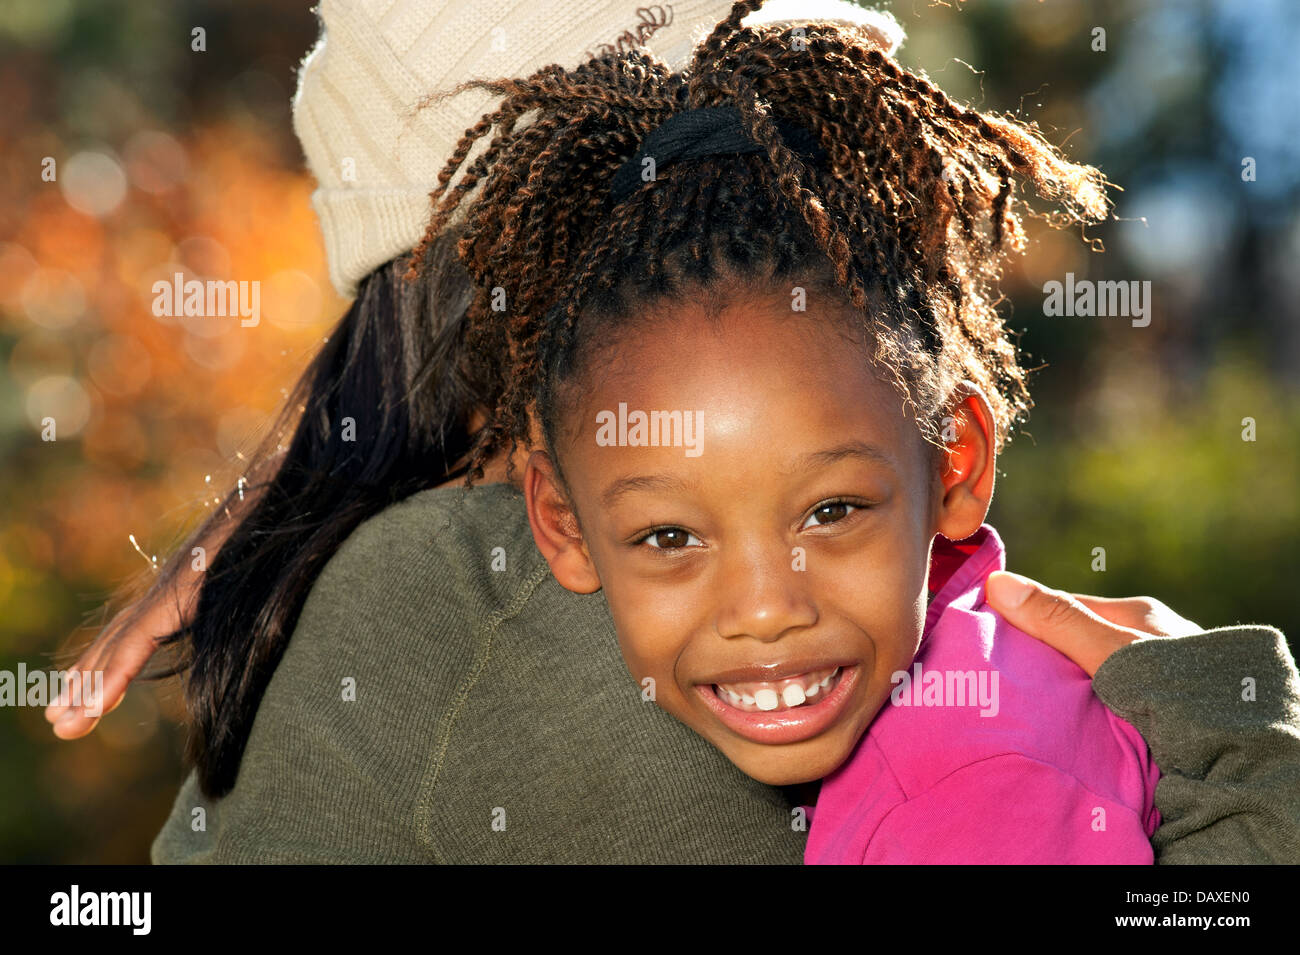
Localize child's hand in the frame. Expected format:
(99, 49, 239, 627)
(984, 571, 1202, 677)
(44, 591, 186, 739)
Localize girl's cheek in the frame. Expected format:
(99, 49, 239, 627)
(609, 596, 687, 684)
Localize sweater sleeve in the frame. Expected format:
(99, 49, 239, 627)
(1091, 625, 1300, 864)
(861, 755, 1154, 864)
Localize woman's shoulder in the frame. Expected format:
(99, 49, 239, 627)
(150, 483, 546, 863)
(154, 479, 809, 864)
(332, 480, 532, 568)
(307, 481, 541, 622)
(273, 479, 546, 719)
(353, 480, 528, 543)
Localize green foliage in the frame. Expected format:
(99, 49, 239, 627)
(993, 351, 1300, 642)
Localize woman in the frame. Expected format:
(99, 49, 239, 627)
(51, 0, 1300, 863)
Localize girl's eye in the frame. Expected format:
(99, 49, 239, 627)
(800, 501, 858, 530)
(640, 528, 702, 549)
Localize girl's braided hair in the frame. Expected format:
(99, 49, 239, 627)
(405, 0, 1110, 477)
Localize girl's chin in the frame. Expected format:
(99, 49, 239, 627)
(726, 745, 853, 787)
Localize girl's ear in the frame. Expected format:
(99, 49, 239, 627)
(523, 450, 602, 594)
(933, 382, 998, 541)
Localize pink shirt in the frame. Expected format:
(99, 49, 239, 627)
(805, 525, 1160, 864)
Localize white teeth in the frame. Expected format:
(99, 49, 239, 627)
(713, 667, 842, 712)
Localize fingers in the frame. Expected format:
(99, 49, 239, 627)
(984, 571, 1142, 677)
(46, 642, 123, 740)
(1070, 594, 1202, 638)
(44, 640, 108, 727)
(45, 601, 175, 738)
(48, 657, 134, 740)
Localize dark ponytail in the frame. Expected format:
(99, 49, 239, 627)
(148, 226, 486, 797)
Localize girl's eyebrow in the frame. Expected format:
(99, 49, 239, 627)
(601, 473, 694, 506)
(784, 441, 896, 476)
(601, 441, 894, 506)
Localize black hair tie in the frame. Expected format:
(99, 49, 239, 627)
(608, 105, 828, 206)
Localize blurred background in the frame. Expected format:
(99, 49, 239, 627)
(0, 0, 1296, 862)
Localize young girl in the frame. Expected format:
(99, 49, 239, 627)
(402, 0, 1162, 861)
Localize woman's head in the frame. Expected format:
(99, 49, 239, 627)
(403, 0, 1109, 783)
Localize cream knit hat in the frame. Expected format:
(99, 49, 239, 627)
(291, 1, 904, 299)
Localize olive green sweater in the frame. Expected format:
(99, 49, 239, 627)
(152, 483, 1300, 863)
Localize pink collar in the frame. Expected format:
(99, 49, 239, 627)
(923, 525, 1005, 637)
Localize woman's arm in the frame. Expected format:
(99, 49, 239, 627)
(986, 572, 1300, 864)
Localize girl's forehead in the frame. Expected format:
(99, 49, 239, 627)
(579, 302, 913, 432)
(587, 302, 869, 395)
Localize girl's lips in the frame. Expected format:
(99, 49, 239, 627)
(694, 664, 861, 745)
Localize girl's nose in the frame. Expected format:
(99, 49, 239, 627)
(712, 546, 819, 643)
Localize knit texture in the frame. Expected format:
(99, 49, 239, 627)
(1093, 625, 1300, 863)
(291, 0, 904, 298)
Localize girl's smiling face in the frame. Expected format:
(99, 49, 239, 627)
(525, 288, 994, 785)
